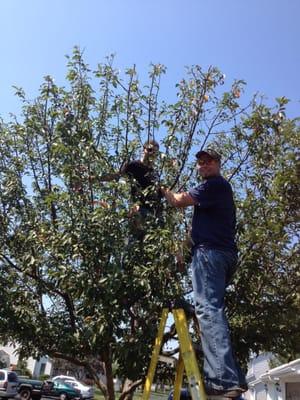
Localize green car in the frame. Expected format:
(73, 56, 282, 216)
(42, 380, 82, 400)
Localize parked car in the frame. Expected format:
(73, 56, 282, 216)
(52, 377, 94, 399)
(0, 369, 19, 399)
(42, 380, 81, 400)
(17, 376, 43, 400)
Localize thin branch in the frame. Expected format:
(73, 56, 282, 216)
(152, 73, 161, 141)
(227, 150, 250, 182)
(0, 253, 77, 331)
(125, 66, 135, 155)
(169, 68, 214, 190)
(147, 71, 156, 142)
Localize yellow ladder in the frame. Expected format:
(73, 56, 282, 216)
(142, 307, 207, 400)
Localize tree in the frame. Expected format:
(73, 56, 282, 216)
(0, 47, 299, 399)
(16, 357, 32, 377)
(227, 104, 300, 366)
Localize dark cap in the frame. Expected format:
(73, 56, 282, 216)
(195, 147, 221, 161)
(143, 139, 160, 150)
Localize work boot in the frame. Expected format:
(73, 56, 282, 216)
(206, 384, 247, 398)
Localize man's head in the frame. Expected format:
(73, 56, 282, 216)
(142, 139, 160, 164)
(195, 148, 221, 178)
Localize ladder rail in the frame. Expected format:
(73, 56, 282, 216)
(173, 354, 184, 400)
(142, 308, 169, 400)
(173, 309, 207, 400)
(142, 308, 207, 400)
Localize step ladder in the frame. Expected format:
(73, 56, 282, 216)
(141, 307, 207, 400)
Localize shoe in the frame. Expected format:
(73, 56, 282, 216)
(206, 385, 247, 398)
(205, 388, 242, 398)
(227, 383, 248, 393)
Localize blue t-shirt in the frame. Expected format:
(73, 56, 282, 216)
(189, 175, 237, 253)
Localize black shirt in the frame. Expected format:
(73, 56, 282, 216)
(189, 175, 237, 253)
(122, 160, 160, 209)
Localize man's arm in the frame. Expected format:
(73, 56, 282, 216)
(96, 172, 122, 182)
(96, 160, 130, 182)
(161, 188, 197, 208)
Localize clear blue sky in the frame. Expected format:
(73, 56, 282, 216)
(1, 0, 299, 118)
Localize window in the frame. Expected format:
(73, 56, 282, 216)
(0, 372, 5, 380)
(286, 382, 300, 400)
(39, 363, 46, 376)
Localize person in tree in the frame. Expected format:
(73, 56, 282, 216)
(161, 148, 248, 399)
(96, 139, 161, 224)
(121, 139, 162, 222)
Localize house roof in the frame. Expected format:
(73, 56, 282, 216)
(260, 358, 300, 382)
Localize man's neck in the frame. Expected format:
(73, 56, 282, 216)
(204, 173, 221, 180)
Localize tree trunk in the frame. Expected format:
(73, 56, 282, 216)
(94, 375, 108, 400)
(103, 349, 115, 400)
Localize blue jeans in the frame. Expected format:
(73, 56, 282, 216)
(191, 247, 246, 390)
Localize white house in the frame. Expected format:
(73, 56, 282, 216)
(245, 355, 300, 400)
(245, 353, 273, 399)
(0, 343, 53, 378)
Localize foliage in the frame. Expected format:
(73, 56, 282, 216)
(16, 357, 32, 377)
(0, 47, 299, 399)
(39, 374, 50, 381)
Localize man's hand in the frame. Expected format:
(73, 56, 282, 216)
(128, 204, 140, 218)
(161, 186, 196, 208)
(93, 200, 110, 208)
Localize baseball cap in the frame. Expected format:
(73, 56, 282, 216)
(195, 147, 221, 161)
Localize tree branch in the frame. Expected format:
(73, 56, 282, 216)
(0, 253, 77, 331)
(119, 379, 143, 400)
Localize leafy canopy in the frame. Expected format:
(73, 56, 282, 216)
(0, 47, 299, 399)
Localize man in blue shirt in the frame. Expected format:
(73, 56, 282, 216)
(162, 148, 247, 398)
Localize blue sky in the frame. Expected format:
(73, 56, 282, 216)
(1, 0, 299, 118)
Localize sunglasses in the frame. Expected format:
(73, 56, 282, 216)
(197, 158, 215, 166)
